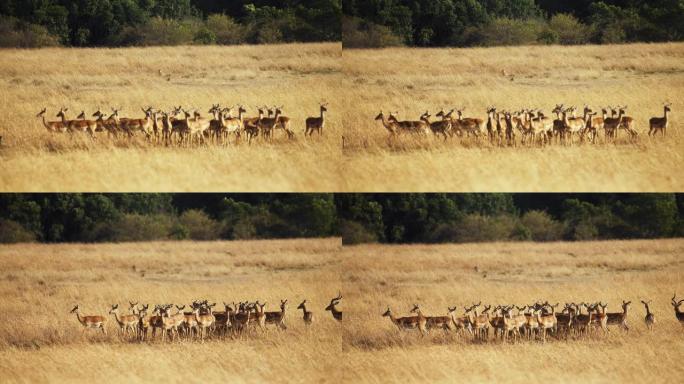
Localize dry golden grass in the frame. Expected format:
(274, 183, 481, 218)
(341, 43, 684, 191)
(0, 238, 342, 382)
(341, 239, 684, 383)
(0, 43, 341, 192)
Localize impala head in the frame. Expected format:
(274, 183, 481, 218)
(175, 304, 185, 312)
(109, 304, 119, 314)
(374, 111, 385, 121)
(237, 105, 247, 114)
(664, 102, 672, 113)
(622, 300, 632, 310)
(297, 300, 307, 310)
(319, 103, 328, 113)
(70, 304, 79, 313)
(56, 107, 68, 118)
(325, 292, 342, 311)
(447, 306, 457, 315)
(280, 299, 288, 311)
(382, 307, 392, 317)
(36, 108, 47, 117)
(410, 304, 422, 314)
(671, 293, 684, 308)
(76, 111, 86, 119)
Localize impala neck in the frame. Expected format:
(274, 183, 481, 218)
(320, 108, 325, 120)
(112, 310, 123, 325)
(75, 310, 85, 325)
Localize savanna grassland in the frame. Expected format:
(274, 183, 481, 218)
(0, 238, 343, 382)
(0, 43, 341, 192)
(341, 43, 684, 192)
(341, 239, 684, 383)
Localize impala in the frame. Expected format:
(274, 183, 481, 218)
(538, 303, 558, 342)
(230, 302, 252, 332)
(36, 108, 67, 133)
(264, 299, 288, 330)
(305, 103, 327, 136)
(605, 300, 631, 331)
(256, 107, 280, 141)
(193, 301, 216, 342)
(388, 111, 430, 136)
(57, 107, 96, 136)
(223, 105, 246, 144)
(424, 111, 452, 141)
(603, 106, 625, 141)
(671, 293, 684, 326)
(375, 111, 398, 136)
(612, 106, 638, 139)
(109, 304, 138, 339)
(454, 108, 485, 139)
(273, 106, 295, 139)
(408, 304, 429, 335)
(649, 103, 671, 136)
(325, 293, 343, 321)
(297, 299, 313, 325)
(640, 300, 655, 330)
(425, 306, 458, 331)
(71, 304, 107, 335)
(92, 108, 120, 138)
(561, 107, 587, 145)
(382, 307, 420, 330)
(466, 303, 493, 341)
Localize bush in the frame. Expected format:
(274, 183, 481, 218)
(340, 220, 377, 245)
(453, 214, 516, 243)
(476, 17, 544, 46)
(342, 16, 404, 48)
(132, 17, 201, 46)
(178, 210, 221, 240)
(0, 17, 61, 48)
(0, 219, 36, 243)
(547, 14, 590, 45)
(520, 211, 564, 241)
(104, 214, 174, 242)
(205, 14, 245, 45)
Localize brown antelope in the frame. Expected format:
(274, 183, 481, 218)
(583, 106, 603, 144)
(273, 106, 295, 139)
(408, 304, 429, 336)
(193, 302, 216, 342)
(36, 108, 67, 133)
(256, 107, 279, 141)
(375, 111, 398, 137)
(591, 303, 609, 334)
(297, 300, 313, 325)
(92, 108, 120, 138)
(137, 304, 153, 341)
(251, 301, 267, 329)
(561, 107, 587, 145)
(264, 299, 288, 330)
(671, 293, 684, 326)
(71, 305, 107, 335)
(157, 305, 180, 342)
(230, 302, 252, 332)
(521, 306, 540, 340)
(128, 302, 139, 316)
(571, 303, 593, 337)
(538, 303, 558, 342)
(325, 293, 343, 321)
(605, 300, 631, 331)
(499, 306, 521, 343)
(388, 111, 430, 136)
(603, 106, 625, 141)
(424, 111, 452, 141)
(382, 307, 420, 330)
(454, 108, 485, 139)
(640, 300, 655, 330)
(305, 103, 328, 136)
(423, 306, 458, 332)
(223, 105, 246, 143)
(109, 304, 138, 339)
(57, 107, 96, 136)
(612, 106, 638, 139)
(466, 304, 492, 341)
(649, 103, 671, 136)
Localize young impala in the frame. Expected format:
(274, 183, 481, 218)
(297, 299, 313, 325)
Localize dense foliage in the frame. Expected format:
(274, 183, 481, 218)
(343, 0, 684, 47)
(337, 194, 684, 244)
(0, 0, 341, 47)
(0, 194, 337, 242)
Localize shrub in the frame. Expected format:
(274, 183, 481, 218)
(0, 17, 61, 48)
(547, 14, 590, 45)
(476, 17, 544, 46)
(454, 214, 516, 243)
(340, 220, 377, 245)
(342, 16, 404, 48)
(105, 214, 174, 242)
(205, 14, 246, 44)
(132, 17, 200, 46)
(520, 211, 564, 241)
(0, 219, 36, 243)
(178, 210, 221, 240)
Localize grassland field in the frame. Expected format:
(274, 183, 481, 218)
(1, 238, 683, 382)
(341, 42, 684, 192)
(0, 43, 341, 192)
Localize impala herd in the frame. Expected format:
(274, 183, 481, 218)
(382, 293, 684, 343)
(375, 103, 672, 146)
(37, 103, 329, 145)
(70, 293, 343, 342)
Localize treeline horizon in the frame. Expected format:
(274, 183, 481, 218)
(343, 0, 684, 48)
(0, 0, 340, 48)
(1, 194, 683, 245)
(0, 194, 337, 243)
(338, 194, 684, 244)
